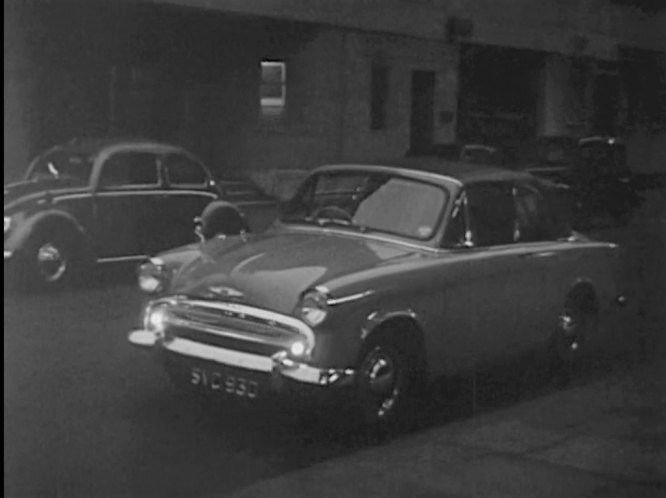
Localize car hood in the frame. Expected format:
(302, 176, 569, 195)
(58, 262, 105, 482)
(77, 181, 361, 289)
(172, 228, 423, 314)
(4, 180, 87, 211)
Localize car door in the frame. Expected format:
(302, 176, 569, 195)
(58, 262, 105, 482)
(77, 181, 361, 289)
(159, 152, 218, 252)
(92, 150, 163, 260)
(438, 182, 548, 368)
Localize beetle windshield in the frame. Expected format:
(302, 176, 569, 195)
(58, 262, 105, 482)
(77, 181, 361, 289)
(26, 148, 95, 186)
(281, 171, 448, 240)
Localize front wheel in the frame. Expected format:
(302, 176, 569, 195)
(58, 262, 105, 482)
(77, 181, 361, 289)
(17, 229, 80, 291)
(355, 341, 416, 430)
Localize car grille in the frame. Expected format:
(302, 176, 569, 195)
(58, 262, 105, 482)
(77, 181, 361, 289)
(158, 297, 312, 357)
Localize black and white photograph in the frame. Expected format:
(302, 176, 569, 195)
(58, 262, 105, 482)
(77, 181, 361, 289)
(4, 1, 665, 496)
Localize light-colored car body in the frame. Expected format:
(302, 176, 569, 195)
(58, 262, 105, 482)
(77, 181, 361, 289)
(129, 160, 627, 425)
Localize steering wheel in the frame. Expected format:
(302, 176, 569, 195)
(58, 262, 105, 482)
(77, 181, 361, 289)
(311, 205, 353, 222)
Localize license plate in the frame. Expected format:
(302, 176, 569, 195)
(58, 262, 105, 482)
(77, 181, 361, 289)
(190, 367, 259, 399)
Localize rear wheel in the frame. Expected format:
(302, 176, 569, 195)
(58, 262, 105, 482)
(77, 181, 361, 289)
(550, 290, 598, 386)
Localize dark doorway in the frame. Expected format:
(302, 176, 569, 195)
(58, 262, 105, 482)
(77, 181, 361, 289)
(409, 70, 436, 154)
(592, 72, 620, 135)
(457, 44, 542, 159)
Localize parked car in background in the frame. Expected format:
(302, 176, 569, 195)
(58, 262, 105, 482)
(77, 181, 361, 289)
(523, 136, 643, 227)
(129, 160, 627, 429)
(4, 138, 277, 290)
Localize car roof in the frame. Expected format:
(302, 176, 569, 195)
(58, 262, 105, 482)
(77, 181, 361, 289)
(316, 159, 535, 186)
(53, 137, 188, 156)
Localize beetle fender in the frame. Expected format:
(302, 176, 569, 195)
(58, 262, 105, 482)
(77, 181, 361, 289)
(9, 210, 89, 257)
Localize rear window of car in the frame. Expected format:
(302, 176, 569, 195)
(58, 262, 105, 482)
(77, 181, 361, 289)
(164, 154, 208, 186)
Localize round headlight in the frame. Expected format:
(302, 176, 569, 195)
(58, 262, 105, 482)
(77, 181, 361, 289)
(143, 305, 169, 333)
(297, 290, 329, 327)
(138, 258, 170, 294)
(289, 340, 306, 357)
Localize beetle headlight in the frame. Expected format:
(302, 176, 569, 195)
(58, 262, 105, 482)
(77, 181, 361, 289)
(138, 257, 171, 294)
(296, 289, 329, 327)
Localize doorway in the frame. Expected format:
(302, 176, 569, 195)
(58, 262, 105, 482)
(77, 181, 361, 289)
(409, 70, 436, 155)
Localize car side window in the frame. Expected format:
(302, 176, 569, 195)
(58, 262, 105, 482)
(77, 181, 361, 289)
(466, 183, 515, 247)
(98, 152, 159, 188)
(441, 193, 469, 248)
(164, 154, 209, 187)
(514, 185, 549, 242)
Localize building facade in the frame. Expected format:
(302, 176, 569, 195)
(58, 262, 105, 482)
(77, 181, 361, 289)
(4, 0, 666, 187)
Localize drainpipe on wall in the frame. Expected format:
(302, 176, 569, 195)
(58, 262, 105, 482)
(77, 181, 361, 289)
(108, 65, 118, 134)
(336, 30, 348, 161)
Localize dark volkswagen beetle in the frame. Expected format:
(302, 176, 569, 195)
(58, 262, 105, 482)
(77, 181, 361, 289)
(4, 138, 276, 290)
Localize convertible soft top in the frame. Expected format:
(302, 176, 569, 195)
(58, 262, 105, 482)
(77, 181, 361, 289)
(317, 159, 536, 187)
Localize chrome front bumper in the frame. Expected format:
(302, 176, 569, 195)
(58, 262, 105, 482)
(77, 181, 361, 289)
(128, 329, 355, 388)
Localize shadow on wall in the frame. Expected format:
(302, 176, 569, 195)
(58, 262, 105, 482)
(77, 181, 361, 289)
(248, 169, 310, 201)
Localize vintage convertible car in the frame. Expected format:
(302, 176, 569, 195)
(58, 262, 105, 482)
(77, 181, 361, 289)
(128, 160, 627, 428)
(4, 138, 277, 289)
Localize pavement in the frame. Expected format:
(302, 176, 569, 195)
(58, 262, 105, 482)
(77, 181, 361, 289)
(229, 356, 665, 498)
(228, 189, 666, 498)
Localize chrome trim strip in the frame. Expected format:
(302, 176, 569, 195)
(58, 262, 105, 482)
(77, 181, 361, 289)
(327, 290, 375, 306)
(165, 337, 274, 371)
(53, 193, 93, 202)
(97, 255, 148, 263)
(4, 188, 90, 210)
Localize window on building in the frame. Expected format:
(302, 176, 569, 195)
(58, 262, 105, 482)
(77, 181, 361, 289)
(370, 63, 389, 130)
(261, 61, 286, 117)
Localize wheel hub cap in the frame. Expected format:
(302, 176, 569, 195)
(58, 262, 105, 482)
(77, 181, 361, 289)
(365, 352, 399, 418)
(37, 243, 67, 282)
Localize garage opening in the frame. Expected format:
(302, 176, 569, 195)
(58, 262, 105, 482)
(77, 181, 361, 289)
(457, 44, 544, 161)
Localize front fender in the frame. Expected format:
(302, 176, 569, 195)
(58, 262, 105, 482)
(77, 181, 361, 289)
(5, 209, 87, 253)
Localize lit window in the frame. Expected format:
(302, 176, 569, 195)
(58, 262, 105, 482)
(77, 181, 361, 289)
(261, 61, 286, 112)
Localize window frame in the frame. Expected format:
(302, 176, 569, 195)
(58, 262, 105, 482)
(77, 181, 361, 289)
(96, 151, 161, 191)
(460, 181, 517, 248)
(260, 60, 287, 110)
(163, 152, 211, 189)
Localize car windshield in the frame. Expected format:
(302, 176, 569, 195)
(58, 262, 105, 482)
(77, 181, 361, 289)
(281, 171, 448, 240)
(26, 148, 95, 186)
